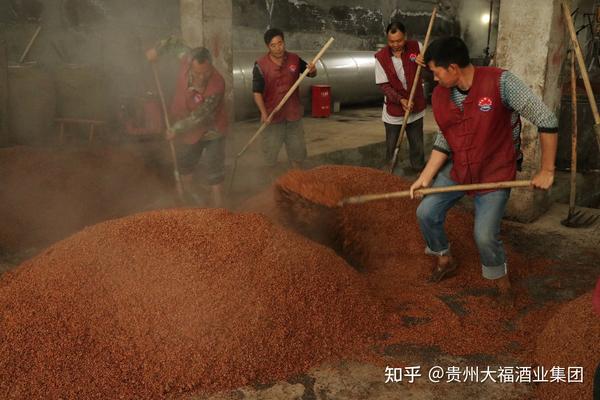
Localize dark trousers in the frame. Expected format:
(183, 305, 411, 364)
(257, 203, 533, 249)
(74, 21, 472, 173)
(384, 118, 425, 171)
(594, 362, 600, 400)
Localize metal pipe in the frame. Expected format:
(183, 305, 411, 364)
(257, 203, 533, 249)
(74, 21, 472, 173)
(484, 0, 494, 64)
(233, 50, 383, 120)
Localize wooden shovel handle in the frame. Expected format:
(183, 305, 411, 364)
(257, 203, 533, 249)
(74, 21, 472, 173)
(339, 180, 532, 206)
(562, 2, 600, 125)
(19, 25, 41, 64)
(389, 7, 437, 173)
(152, 64, 184, 199)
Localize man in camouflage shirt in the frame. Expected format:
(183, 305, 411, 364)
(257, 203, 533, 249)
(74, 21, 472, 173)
(146, 37, 228, 207)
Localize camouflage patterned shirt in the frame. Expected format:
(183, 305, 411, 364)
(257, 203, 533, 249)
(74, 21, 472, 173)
(155, 36, 223, 137)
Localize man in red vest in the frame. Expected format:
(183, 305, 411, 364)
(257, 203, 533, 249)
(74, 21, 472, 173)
(409, 37, 558, 304)
(252, 28, 316, 179)
(146, 39, 228, 207)
(375, 22, 426, 173)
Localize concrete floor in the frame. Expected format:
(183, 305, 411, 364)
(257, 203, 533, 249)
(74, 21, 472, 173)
(225, 105, 438, 200)
(221, 105, 435, 209)
(228, 105, 440, 161)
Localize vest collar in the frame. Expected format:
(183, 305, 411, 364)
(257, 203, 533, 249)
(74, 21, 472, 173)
(267, 51, 288, 68)
(454, 65, 477, 94)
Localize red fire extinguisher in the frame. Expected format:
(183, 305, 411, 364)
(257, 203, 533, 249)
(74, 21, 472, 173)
(142, 93, 163, 134)
(120, 92, 164, 136)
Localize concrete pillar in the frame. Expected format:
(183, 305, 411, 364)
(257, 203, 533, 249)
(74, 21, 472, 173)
(203, 1, 233, 117)
(180, 0, 204, 47)
(494, 0, 568, 222)
(180, 0, 233, 119)
(0, 36, 7, 145)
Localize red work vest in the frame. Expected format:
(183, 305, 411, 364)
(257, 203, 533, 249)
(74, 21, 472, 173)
(256, 51, 302, 123)
(432, 67, 516, 192)
(170, 56, 228, 144)
(374, 42, 426, 116)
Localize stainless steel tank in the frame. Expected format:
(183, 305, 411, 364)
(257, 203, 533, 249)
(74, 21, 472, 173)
(233, 50, 383, 120)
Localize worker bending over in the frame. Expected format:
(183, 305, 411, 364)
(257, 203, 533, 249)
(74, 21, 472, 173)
(411, 37, 558, 303)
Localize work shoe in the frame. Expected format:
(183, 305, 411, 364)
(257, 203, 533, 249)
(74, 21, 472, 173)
(429, 254, 457, 283)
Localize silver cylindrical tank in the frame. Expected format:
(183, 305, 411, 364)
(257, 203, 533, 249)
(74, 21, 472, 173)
(233, 50, 383, 120)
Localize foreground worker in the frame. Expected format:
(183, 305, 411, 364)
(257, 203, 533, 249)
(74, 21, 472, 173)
(375, 21, 426, 172)
(410, 37, 558, 302)
(252, 28, 316, 179)
(146, 39, 227, 207)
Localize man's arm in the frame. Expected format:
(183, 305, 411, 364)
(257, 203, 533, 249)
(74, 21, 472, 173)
(500, 71, 559, 133)
(299, 58, 317, 77)
(252, 63, 270, 123)
(531, 133, 558, 189)
(170, 93, 223, 135)
(431, 131, 452, 156)
(500, 71, 559, 189)
(410, 149, 449, 198)
(146, 35, 190, 62)
(253, 93, 270, 123)
(378, 83, 403, 104)
(375, 59, 412, 111)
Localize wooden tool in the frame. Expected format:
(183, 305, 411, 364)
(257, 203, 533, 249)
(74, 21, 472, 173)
(152, 63, 184, 201)
(561, 51, 599, 227)
(562, 2, 600, 150)
(388, 7, 437, 174)
(338, 180, 532, 206)
(19, 24, 42, 64)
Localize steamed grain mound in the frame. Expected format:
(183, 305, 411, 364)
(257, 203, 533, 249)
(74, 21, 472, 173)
(268, 165, 556, 357)
(0, 208, 384, 399)
(535, 292, 600, 400)
(276, 167, 346, 207)
(274, 166, 416, 267)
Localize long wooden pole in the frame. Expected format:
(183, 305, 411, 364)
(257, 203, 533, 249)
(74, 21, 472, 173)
(152, 64, 184, 200)
(19, 24, 41, 64)
(388, 7, 437, 173)
(562, 2, 600, 149)
(339, 180, 532, 206)
(569, 51, 578, 213)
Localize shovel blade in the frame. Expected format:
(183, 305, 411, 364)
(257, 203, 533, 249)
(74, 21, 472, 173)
(561, 209, 600, 228)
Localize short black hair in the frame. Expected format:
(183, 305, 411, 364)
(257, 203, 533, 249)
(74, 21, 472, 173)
(190, 47, 211, 64)
(264, 28, 284, 45)
(424, 36, 470, 68)
(386, 21, 406, 35)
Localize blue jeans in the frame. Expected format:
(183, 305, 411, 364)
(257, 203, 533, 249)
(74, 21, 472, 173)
(416, 162, 510, 280)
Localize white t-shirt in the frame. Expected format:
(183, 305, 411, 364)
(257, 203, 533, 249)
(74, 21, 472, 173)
(375, 42, 425, 125)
